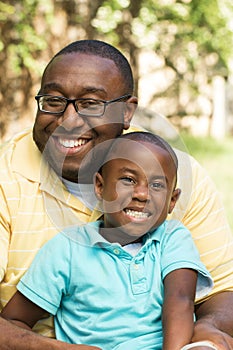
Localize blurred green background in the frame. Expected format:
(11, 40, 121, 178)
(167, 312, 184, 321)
(1, 0, 233, 141)
(181, 133, 233, 231)
(1, 0, 233, 233)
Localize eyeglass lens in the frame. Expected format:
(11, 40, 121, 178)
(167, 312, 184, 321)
(38, 96, 105, 116)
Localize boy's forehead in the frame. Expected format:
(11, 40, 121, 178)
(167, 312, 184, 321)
(107, 139, 167, 162)
(105, 139, 177, 180)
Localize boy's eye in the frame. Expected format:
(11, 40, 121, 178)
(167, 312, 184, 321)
(120, 177, 135, 185)
(151, 182, 166, 190)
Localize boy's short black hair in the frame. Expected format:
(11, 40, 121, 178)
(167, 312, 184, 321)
(109, 131, 178, 170)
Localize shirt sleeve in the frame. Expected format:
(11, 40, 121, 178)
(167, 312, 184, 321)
(17, 233, 71, 315)
(170, 150, 233, 298)
(0, 143, 18, 283)
(160, 220, 213, 301)
(0, 185, 10, 282)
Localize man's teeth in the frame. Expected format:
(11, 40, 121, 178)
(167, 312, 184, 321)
(125, 209, 149, 218)
(58, 138, 88, 148)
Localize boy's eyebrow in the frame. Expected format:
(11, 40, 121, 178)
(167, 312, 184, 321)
(118, 167, 139, 175)
(119, 167, 168, 182)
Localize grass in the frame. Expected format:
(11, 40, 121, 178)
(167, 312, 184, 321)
(178, 132, 233, 230)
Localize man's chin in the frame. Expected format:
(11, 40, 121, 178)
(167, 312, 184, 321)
(49, 159, 94, 184)
(51, 162, 80, 182)
(40, 144, 99, 183)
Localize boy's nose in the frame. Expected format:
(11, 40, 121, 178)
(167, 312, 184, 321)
(133, 184, 150, 201)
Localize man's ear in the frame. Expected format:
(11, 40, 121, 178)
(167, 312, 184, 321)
(168, 188, 181, 214)
(94, 172, 104, 201)
(123, 96, 138, 130)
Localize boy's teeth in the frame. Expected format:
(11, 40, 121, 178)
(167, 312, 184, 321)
(58, 138, 87, 148)
(125, 209, 149, 218)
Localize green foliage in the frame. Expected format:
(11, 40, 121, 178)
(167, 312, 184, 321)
(181, 132, 233, 230)
(0, 0, 48, 73)
(92, 0, 233, 118)
(1, 0, 233, 138)
(180, 132, 227, 159)
(131, 0, 233, 72)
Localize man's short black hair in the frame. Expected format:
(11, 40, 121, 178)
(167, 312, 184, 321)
(44, 39, 134, 94)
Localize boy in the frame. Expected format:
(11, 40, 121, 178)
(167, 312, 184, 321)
(1, 132, 213, 350)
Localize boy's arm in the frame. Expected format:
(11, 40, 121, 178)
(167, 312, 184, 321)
(0, 291, 101, 350)
(1, 291, 47, 329)
(0, 317, 100, 350)
(162, 268, 197, 350)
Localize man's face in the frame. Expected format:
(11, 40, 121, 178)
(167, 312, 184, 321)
(33, 52, 136, 183)
(95, 141, 179, 245)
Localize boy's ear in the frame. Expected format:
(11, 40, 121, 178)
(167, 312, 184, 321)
(123, 96, 138, 130)
(94, 172, 104, 201)
(168, 188, 181, 214)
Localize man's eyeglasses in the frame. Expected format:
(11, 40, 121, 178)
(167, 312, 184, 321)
(35, 94, 131, 117)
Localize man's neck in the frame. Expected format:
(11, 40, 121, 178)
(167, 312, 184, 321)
(62, 178, 97, 210)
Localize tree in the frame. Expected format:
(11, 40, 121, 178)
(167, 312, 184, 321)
(1, 0, 233, 139)
(0, 0, 50, 137)
(95, 0, 233, 122)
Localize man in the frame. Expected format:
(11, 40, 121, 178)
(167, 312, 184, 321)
(0, 40, 233, 349)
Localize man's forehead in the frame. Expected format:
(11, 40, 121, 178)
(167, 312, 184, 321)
(41, 53, 122, 92)
(46, 52, 118, 72)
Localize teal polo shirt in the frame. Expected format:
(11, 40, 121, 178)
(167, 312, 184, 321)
(18, 220, 213, 350)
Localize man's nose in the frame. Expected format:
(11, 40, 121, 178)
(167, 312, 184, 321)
(57, 103, 85, 130)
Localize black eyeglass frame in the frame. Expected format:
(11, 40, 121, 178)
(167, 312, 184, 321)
(35, 94, 132, 117)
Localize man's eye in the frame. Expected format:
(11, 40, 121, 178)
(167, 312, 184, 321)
(79, 100, 102, 109)
(44, 97, 64, 106)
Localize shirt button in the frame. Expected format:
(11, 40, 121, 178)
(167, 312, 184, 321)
(113, 248, 120, 255)
(134, 264, 139, 270)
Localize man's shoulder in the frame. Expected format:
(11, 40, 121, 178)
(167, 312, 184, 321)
(126, 125, 196, 164)
(0, 128, 33, 155)
(0, 128, 42, 181)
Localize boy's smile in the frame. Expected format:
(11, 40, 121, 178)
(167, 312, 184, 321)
(123, 208, 151, 221)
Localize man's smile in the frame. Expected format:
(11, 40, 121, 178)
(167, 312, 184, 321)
(57, 137, 90, 148)
(51, 135, 92, 155)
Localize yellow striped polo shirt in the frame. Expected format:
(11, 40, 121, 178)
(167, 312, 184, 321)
(0, 129, 233, 338)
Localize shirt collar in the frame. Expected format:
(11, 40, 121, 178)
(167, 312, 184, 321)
(12, 129, 42, 182)
(11, 129, 92, 217)
(64, 221, 167, 248)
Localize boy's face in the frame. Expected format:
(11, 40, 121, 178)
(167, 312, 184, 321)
(95, 140, 180, 245)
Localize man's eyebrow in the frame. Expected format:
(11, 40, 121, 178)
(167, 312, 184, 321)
(83, 86, 106, 94)
(42, 82, 62, 92)
(41, 83, 107, 96)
